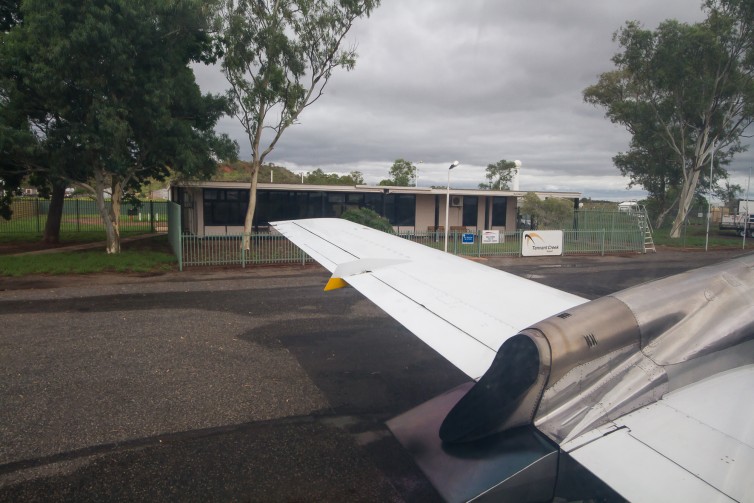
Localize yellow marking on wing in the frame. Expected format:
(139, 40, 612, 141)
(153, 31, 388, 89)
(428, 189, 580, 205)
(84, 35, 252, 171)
(324, 277, 349, 291)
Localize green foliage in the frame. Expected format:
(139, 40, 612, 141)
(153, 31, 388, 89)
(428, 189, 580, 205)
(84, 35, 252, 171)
(579, 198, 619, 210)
(0, 230, 149, 245)
(0, 0, 21, 31)
(715, 179, 744, 210)
(210, 161, 300, 183)
(340, 207, 393, 233)
(584, 0, 754, 238)
(521, 193, 573, 229)
(349, 170, 365, 185)
(652, 225, 754, 249)
(213, 0, 380, 236)
(478, 160, 516, 190)
(209, 162, 364, 185)
(305, 168, 364, 185)
(0, 234, 176, 275)
(0, 0, 237, 249)
(0, 250, 176, 276)
(379, 159, 415, 186)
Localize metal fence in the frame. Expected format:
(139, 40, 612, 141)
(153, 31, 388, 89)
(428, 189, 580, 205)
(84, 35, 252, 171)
(3, 197, 648, 267)
(571, 209, 643, 232)
(176, 227, 645, 269)
(564, 229, 644, 255)
(399, 230, 523, 257)
(0, 197, 169, 233)
(181, 233, 311, 268)
(167, 201, 182, 270)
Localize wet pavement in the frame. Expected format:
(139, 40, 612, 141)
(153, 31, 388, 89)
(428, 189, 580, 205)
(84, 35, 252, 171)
(0, 248, 749, 502)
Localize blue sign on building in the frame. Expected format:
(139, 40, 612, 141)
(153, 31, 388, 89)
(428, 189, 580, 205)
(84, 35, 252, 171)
(462, 233, 475, 244)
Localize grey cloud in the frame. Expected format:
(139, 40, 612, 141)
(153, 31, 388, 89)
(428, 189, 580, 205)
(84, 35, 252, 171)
(194, 0, 751, 200)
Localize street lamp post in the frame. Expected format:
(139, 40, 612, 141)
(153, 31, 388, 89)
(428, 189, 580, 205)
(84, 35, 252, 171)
(444, 161, 460, 252)
(414, 160, 423, 187)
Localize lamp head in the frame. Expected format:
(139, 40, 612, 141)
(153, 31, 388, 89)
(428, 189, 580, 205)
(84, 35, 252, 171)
(449, 160, 459, 170)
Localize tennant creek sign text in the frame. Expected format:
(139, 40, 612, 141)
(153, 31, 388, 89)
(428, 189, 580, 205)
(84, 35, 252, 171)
(522, 230, 563, 257)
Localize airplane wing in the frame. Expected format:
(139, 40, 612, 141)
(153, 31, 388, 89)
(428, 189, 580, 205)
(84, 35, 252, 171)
(563, 363, 754, 503)
(272, 218, 586, 379)
(272, 218, 754, 502)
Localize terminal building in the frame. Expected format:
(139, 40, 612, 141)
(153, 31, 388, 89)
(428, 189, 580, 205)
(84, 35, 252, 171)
(170, 181, 581, 236)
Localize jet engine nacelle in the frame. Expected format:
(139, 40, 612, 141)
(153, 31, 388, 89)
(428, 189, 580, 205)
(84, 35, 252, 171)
(441, 255, 754, 445)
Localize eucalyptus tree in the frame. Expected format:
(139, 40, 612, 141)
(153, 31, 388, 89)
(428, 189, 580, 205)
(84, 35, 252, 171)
(521, 193, 573, 230)
(584, 0, 754, 237)
(1, 0, 236, 252)
(612, 124, 685, 228)
(379, 159, 416, 186)
(0, 0, 23, 219)
(0, 0, 21, 31)
(305, 168, 364, 185)
(478, 160, 516, 191)
(213, 0, 380, 247)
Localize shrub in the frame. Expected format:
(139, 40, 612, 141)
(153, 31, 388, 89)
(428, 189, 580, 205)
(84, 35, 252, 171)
(340, 208, 394, 233)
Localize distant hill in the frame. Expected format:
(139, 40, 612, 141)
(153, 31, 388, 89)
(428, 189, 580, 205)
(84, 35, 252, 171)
(214, 161, 301, 184)
(212, 162, 363, 186)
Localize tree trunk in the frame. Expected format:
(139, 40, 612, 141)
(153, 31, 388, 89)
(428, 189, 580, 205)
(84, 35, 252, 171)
(654, 196, 679, 229)
(655, 205, 672, 229)
(669, 168, 702, 238)
(93, 169, 121, 254)
(242, 162, 260, 251)
(109, 178, 122, 254)
(43, 181, 66, 244)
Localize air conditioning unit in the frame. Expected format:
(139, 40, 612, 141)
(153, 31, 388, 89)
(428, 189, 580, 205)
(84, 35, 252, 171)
(450, 196, 463, 207)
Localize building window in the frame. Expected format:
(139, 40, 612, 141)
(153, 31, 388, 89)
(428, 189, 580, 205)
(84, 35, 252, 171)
(203, 189, 249, 226)
(324, 192, 346, 217)
(463, 196, 478, 227)
(383, 194, 415, 226)
(492, 197, 507, 226)
(364, 193, 383, 214)
(395, 194, 415, 226)
(346, 193, 364, 205)
(255, 190, 326, 223)
(203, 188, 415, 228)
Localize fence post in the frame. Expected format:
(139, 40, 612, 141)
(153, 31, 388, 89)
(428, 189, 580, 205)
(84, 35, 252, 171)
(150, 200, 155, 232)
(601, 228, 605, 256)
(241, 235, 246, 268)
(518, 230, 522, 257)
(477, 230, 482, 257)
(76, 198, 80, 232)
(36, 198, 41, 233)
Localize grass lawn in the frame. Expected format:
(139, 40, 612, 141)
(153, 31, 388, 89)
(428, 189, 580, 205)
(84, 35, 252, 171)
(0, 229, 151, 245)
(0, 235, 177, 276)
(1, 223, 751, 278)
(653, 225, 754, 249)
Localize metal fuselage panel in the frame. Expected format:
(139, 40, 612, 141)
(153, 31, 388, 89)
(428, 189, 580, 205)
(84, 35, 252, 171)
(530, 254, 754, 444)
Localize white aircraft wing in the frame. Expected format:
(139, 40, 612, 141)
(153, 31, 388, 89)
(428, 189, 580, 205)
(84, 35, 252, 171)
(563, 364, 754, 503)
(273, 218, 753, 501)
(272, 218, 587, 379)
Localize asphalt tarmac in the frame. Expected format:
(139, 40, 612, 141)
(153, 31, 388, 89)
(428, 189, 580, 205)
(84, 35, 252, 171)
(0, 248, 749, 502)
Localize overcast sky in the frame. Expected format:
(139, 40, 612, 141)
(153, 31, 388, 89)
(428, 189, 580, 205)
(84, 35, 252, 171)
(193, 0, 754, 201)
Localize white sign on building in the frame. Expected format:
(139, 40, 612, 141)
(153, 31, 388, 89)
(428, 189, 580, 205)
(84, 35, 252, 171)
(522, 230, 563, 257)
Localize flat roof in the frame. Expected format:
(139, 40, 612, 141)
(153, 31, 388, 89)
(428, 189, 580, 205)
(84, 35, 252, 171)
(172, 181, 581, 199)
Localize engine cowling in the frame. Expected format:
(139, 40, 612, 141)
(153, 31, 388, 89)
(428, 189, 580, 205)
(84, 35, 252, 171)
(441, 255, 754, 445)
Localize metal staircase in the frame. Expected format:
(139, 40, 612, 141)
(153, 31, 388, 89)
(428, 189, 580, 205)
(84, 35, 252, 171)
(637, 204, 656, 253)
